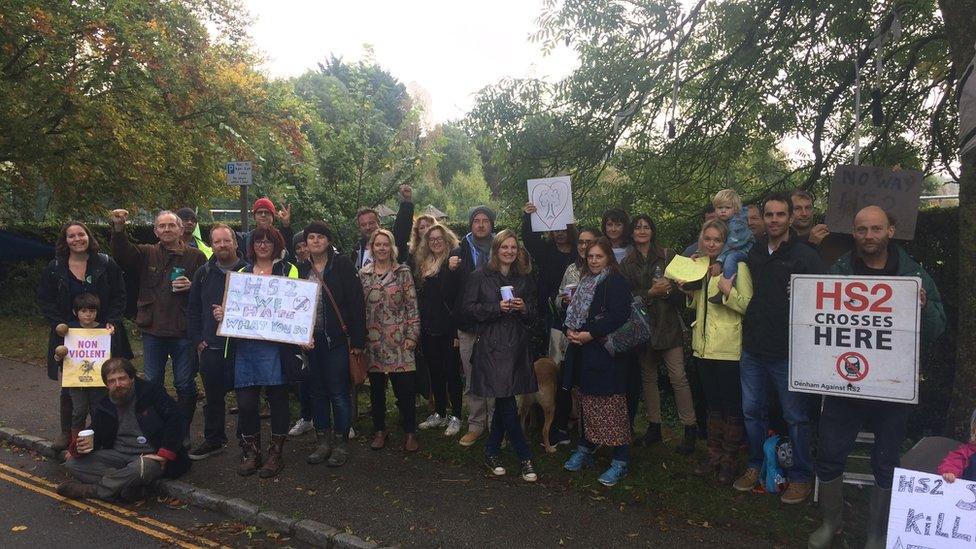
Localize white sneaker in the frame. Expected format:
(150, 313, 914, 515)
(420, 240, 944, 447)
(418, 413, 446, 430)
(288, 418, 314, 436)
(348, 426, 357, 438)
(444, 416, 462, 436)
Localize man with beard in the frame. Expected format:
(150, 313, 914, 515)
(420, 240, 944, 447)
(451, 205, 497, 446)
(58, 358, 189, 501)
(808, 205, 945, 549)
(186, 224, 248, 460)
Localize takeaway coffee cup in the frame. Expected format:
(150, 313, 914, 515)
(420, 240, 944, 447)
(500, 286, 515, 301)
(77, 429, 95, 453)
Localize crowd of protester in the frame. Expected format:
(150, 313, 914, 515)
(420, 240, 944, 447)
(37, 184, 958, 549)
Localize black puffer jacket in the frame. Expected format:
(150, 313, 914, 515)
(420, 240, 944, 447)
(742, 232, 826, 358)
(36, 253, 134, 380)
(298, 252, 367, 350)
(416, 259, 462, 337)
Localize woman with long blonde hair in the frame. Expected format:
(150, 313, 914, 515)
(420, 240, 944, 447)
(413, 224, 466, 436)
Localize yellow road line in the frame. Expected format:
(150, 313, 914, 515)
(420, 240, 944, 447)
(0, 462, 224, 548)
(0, 471, 204, 548)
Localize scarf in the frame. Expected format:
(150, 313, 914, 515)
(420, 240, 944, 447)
(564, 269, 609, 331)
(466, 232, 493, 268)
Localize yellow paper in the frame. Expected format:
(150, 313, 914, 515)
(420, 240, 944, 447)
(664, 255, 710, 282)
(62, 328, 110, 388)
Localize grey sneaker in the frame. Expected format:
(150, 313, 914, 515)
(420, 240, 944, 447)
(288, 418, 314, 436)
(188, 440, 226, 461)
(444, 416, 462, 436)
(419, 413, 446, 430)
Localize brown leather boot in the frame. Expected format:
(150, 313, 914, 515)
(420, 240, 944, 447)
(403, 433, 419, 452)
(238, 434, 262, 476)
(258, 434, 287, 478)
(719, 416, 745, 485)
(56, 480, 98, 499)
(370, 431, 388, 450)
(694, 412, 725, 476)
(52, 393, 74, 452)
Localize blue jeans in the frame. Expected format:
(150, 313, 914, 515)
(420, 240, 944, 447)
(486, 396, 531, 461)
(142, 334, 197, 398)
(740, 350, 813, 482)
(308, 342, 352, 437)
(722, 250, 749, 279)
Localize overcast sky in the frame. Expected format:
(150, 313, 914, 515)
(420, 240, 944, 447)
(242, 0, 578, 123)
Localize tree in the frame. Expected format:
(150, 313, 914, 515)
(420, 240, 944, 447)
(0, 0, 306, 222)
(291, 54, 431, 246)
(937, 0, 976, 440)
(466, 0, 954, 238)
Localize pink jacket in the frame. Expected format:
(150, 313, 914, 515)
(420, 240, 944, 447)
(938, 441, 976, 476)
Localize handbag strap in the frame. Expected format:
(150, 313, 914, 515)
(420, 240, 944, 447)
(309, 264, 348, 336)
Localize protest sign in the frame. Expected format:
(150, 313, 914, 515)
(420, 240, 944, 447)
(62, 328, 110, 388)
(789, 275, 921, 403)
(226, 161, 253, 186)
(887, 467, 976, 549)
(527, 176, 574, 231)
(217, 272, 318, 346)
(825, 165, 923, 240)
(664, 255, 710, 282)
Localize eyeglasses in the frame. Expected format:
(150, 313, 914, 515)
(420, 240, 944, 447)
(428, 236, 444, 243)
(254, 240, 274, 247)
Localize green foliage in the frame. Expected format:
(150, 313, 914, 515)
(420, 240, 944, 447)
(465, 0, 954, 235)
(289, 52, 431, 247)
(0, 0, 308, 224)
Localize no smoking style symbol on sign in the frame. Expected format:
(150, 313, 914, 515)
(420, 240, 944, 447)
(835, 351, 869, 382)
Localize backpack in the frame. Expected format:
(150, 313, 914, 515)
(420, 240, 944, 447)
(761, 433, 791, 494)
(603, 296, 652, 356)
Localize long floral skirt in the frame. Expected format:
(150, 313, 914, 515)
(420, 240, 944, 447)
(580, 393, 630, 446)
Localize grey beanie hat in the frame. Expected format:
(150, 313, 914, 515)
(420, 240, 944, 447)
(293, 231, 305, 248)
(467, 205, 496, 229)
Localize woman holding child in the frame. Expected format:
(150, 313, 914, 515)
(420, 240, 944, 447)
(680, 219, 753, 485)
(37, 221, 133, 451)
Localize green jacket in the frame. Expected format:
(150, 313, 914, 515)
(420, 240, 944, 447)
(830, 246, 946, 347)
(687, 262, 753, 361)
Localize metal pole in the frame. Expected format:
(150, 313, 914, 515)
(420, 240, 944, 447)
(240, 185, 249, 232)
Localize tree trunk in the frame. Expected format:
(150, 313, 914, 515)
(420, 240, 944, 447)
(939, 0, 976, 439)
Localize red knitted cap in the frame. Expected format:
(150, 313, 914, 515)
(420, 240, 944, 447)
(252, 197, 276, 215)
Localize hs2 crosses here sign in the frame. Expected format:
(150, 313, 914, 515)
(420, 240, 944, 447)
(217, 271, 319, 346)
(789, 275, 921, 404)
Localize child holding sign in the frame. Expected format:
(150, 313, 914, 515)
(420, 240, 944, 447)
(939, 410, 976, 483)
(55, 293, 113, 443)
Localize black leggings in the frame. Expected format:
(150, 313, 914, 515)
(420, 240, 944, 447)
(696, 359, 742, 418)
(422, 333, 463, 418)
(369, 371, 417, 433)
(236, 385, 290, 436)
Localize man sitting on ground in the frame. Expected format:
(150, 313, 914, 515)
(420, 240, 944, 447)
(57, 358, 190, 501)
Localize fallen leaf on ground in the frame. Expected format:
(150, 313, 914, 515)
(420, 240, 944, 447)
(11, 526, 28, 532)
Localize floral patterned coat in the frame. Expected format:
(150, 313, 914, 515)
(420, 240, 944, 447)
(360, 262, 421, 373)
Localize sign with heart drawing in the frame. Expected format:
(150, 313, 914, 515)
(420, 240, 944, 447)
(527, 176, 575, 232)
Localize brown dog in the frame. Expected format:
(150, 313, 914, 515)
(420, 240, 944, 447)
(518, 357, 560, 453)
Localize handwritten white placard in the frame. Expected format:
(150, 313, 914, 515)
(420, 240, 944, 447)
(888, 467, 976, 548)
(217, 271, 318, 346)
(527, 176, 574, 231)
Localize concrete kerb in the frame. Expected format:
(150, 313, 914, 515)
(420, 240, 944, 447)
(0, 427, 382, 549)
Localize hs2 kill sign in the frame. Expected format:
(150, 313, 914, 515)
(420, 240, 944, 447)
(789, 275, 922, 403)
